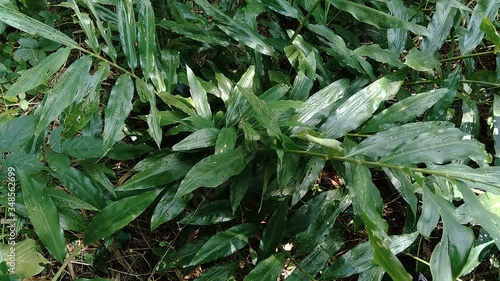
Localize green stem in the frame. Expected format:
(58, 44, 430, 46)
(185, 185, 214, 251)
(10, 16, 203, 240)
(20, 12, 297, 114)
(52, 242, 86, 281)
(77, 46, 140, 80)
(285, 149, 499, 188)
(403, 79, 500, 88)
(278, 245, 317, 281)
(402, 252, 430, 267)
(345, 133, 371, 138)
(272, 0, 323, 69)
(439, 50, 495, 63)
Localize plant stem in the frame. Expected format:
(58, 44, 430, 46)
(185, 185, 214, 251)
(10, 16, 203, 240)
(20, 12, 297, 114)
(403, 79, 500, 88)
(76, 46, 140, 80)
(285, 149, 499, 188)
(278, 245, 317, 281)
(402, 252, 430, 266)
(52, 242, 86, 281)
(439, 50, 495, 63)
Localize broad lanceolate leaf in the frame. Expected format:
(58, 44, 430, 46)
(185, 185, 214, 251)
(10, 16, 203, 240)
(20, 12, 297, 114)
(353, 44, 405, 69)
(138, 0, 157, 78)
(151, 187, 192, 230)
(103, 74, 134, 152)
(404, 48, 441, 72)
(61, 137, 104, 159)
(386, 0, 408, 54)
(215, 127, 237, 154)
(244, 253, 286, 281)
(172, 128, 219, 151)
(320, 73, 404, 138)
(258, 202, 287, 261)
(194, 0, 276, 56)
(495, 94, 500, 165)
(328, 0, 429, 36)
(34, 56, 93, 136)
(195, 261, 238, 281)
(62, 0, 99, 52)
(459, 0, 500, 54)
(189, 223, 258, 266)
(180, 200, 236, 225)
(84, 189, 161, 244)
(0, 238, 50, 277)
(187, 65, 212, 119)
(351, 165, 412, 281)
(256, 0, 300, 19)
(291, 156, 326, 206)
(6, 47, 70, 97)
(239, 86, 281, 137)
(360, 89, 448, 133)
(481, 17, 500, 53)
(176, 147, 253, 197)
(0, 5, 79, 48)
(0, 115, 35, 152)
(383, 168, 418, 217)
(428, 164, 500, 193)
(118, 153, 196, 191)
(291, 78, 349, 132)
(117, 0, 137, 69)
(19, 172, 66, 262)
(457, 182, 500, 250)
(421, 0, 457, 54)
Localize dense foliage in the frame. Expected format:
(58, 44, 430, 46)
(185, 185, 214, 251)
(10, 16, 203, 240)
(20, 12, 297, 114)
(1, 0, 500, 280)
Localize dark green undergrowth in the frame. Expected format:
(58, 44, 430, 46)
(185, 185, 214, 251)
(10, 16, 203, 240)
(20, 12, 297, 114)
(1, 0, 500, 280)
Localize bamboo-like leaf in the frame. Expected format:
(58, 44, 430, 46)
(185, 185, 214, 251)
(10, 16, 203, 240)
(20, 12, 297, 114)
(62, 0, 99, 53)
(0, 4, 79, 48)
(426, 67, 461, 120)
(193, 0, 276, 56)
(172, 128, 219, 151)
(258, 202, 287, 261)
(186, 68, 212, 120)
(459, 0, 500, 54)
(291, 156, 326, 206)
(350, 165, 412, 281)
(176, 147, 253, 197)
(117, 0, 137, 69)
(103, 74, 134, 152)
(180, 200, 236, 225)
(328, 0, 429, 36)
(430, 236, 453, 281)
(320, 73, 404, 138)
(256, 0, 300, 19)
(84, 0, 116, 61)
(84, 189, 161, 244)
(151, 187, 192, 230)
(404, 48, 441, 72)
(386, 0, 408, 54)
(19, 172, 66, 262)
(354, 44, 405, 69)
(494, 94, 500, 166)
(481, 17, 500, 53)
(138, 0, 156, 78)
(195, 261, 238, 281)
(189, 223, 258, 266)
(33, 55, 93, 136)
(239, 86, 281, 137)
(360, 89, 448, 133)
(118, 153, 196, 191)
(244, 253, 286, 281)
(0, 115, 35, 152)
(157, 20, 232, 46)
(421, 0, 457, 54)
(5, 47, 70, 97)
(215, 127, 237, 154)
(61, 136, 104, 159)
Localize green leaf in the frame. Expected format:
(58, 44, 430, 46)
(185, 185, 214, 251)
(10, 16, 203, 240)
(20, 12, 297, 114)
(291, 156, 326, 206)
(137, 0, 156, 78)
(244, 253, 286, 281)
(157, 20, 232, 47)
(353, 44, 405, 69)
(186, 65, 212, 119)
(428, 164, 500, 193)
(239, 86, 281, 137)
(459, 0, 500, 54)
(0, 5, 79, 48)
(19, 172, 66, 262)
(0, 115, 35, 152)
(61, 137, 104, 159)
(180, 200, 236, 225)
(256, 0, 300, 19)
(494, 94, 500, 165)
(320, 73, 404, 138)
(5, 47, 70, 97)
(103, 74, 134, 152)
(426, 67, 461, 120)
(351, 165, 412, 281)
(193, 0, 276, 56)
(62, 0, 99, 53)
(404, 48, 441, 72)
(291, 78, 349, 132)
(84, 0, 116, 61)
(386, 0, 408, 54)
(84, 189, 161, 244)
(360, 89, 448, 133)
(34, 55, 93, 136)
(430, 234, 453, 281)
(172, 128, 219, 151)
(4, 152, 44, 175)
(457, 182, 500, 250)
(195, 261, 238, 281)
(481, 17, 500, 53)
(189, 223, 258, 266)
(176, 147, 253, 197)
(47, 188, 99, 211)
(383, 168, 418, 217)
(151, 187, 192, 230)
(459, 240, 495, 276)
(47, 153, 107, 209)
(421, 0, 457, 54)
(327, 0, 429, 36)
(229, 168, 251, 213)
(215, 127, 237, 154)
(118, 153, 196, 191)
(117, 0, 137, 69)
(105, 143, 153, 161)
(258, 202, 287, 261)
(0, 238, 49, 277)
(156, 238, 208, 271)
